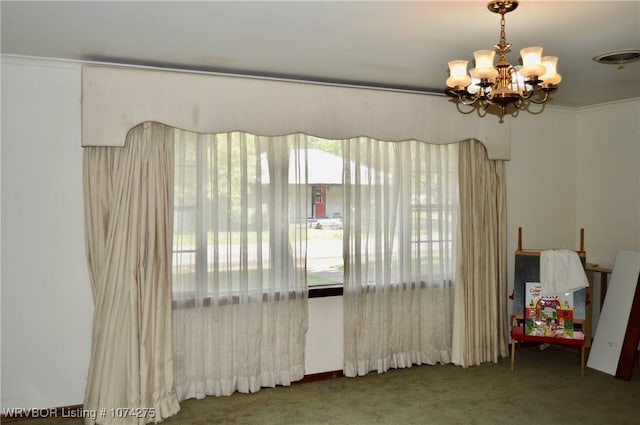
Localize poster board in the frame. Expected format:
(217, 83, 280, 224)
(524, 282, 575, 338)
(586, 250, 640, 376)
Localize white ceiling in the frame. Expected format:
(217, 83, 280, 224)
(2, 1, 639, 107)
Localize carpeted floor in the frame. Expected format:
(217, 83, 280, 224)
(9, 346, 639, 425)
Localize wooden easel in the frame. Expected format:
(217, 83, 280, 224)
(512, 227, 588, 326)
(510, 227, 587, 376)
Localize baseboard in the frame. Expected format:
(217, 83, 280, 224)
(0, 370, 345, 422)
(296, 369, 344, 384)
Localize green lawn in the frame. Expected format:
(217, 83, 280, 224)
(173, 227, 344, 289)
(173, 269, 339, 291)
(175, 227, 342, 246)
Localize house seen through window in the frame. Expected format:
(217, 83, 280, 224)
(305, 138, 344, 287)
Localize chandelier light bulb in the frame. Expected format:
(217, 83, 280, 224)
(471, 50, 499, 80)
(510, 67, 534, 92)
(520, 46, 546, 79)
(467, 78, 481, 94)
(446, 60, 472, 88)
(540, 56, 562, 86)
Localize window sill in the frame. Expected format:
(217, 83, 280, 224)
(309, 284, 343, 298)
(173, 280, 450, 307)
(173, 285, 343, 309)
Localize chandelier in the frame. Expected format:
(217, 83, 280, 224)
(445, 0, 561, 122)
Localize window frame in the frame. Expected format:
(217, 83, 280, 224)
(172, 135, 457, 303)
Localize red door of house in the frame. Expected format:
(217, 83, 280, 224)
(312, 185, 326, 219)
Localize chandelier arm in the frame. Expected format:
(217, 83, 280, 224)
(515, 97, 523, 109)
(527, 89, 551, 104)
(521, 100, 546, 115)
(457, 93, 482, 106)
(520, 88, 534, 100)
(446, 88, 484, 106)
(455, 102, 478, 115)
(476, 107, 489, 118)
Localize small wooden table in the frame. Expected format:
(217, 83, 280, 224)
(510, 326, 586, 376)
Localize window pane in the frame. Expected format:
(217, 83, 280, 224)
(173, 132, 198, 299)
(173, 130, 309, 299)
(306, 138, 344, 286)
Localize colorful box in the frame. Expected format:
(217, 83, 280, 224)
(524, 282, 574, 338)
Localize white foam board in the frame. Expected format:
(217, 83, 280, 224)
(587, 250, 640, 375)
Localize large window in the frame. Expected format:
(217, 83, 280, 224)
(172, 132, 457, 298)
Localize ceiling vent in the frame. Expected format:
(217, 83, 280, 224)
(593, 49, 640, 69)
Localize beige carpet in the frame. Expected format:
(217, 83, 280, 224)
(10, 346, 639, 425)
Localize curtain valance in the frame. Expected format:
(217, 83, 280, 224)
(81, 65, 511, 160)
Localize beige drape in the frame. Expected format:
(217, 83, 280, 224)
(83, 122, 180, 424)
(452, 139, 509, 367)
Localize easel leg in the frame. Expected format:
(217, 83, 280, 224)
(580, 345, 585, 377)
(510, 340, 516, 370)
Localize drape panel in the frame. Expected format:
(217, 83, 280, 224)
(343, 138, 458, 376)
(452, 139, 509, 367)
(83, 122, 180, 424)
(172, 131, 308, 399)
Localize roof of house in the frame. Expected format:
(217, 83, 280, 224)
(261, 148, 383, 185)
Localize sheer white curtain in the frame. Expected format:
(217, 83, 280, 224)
(343, 138, 458, 376)
(172, 130, 308, 399)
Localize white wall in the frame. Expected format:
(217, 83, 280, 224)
(2, 56, 639, 410)
(1, 57, 92, 408)
(576, 99, 640, 267)
(576, 99, 640, 320)
(505, 107, 578, 304)
(507, 107, 579, 249)
(325, 185, 343, 219)
(305, 296, 343, 374)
